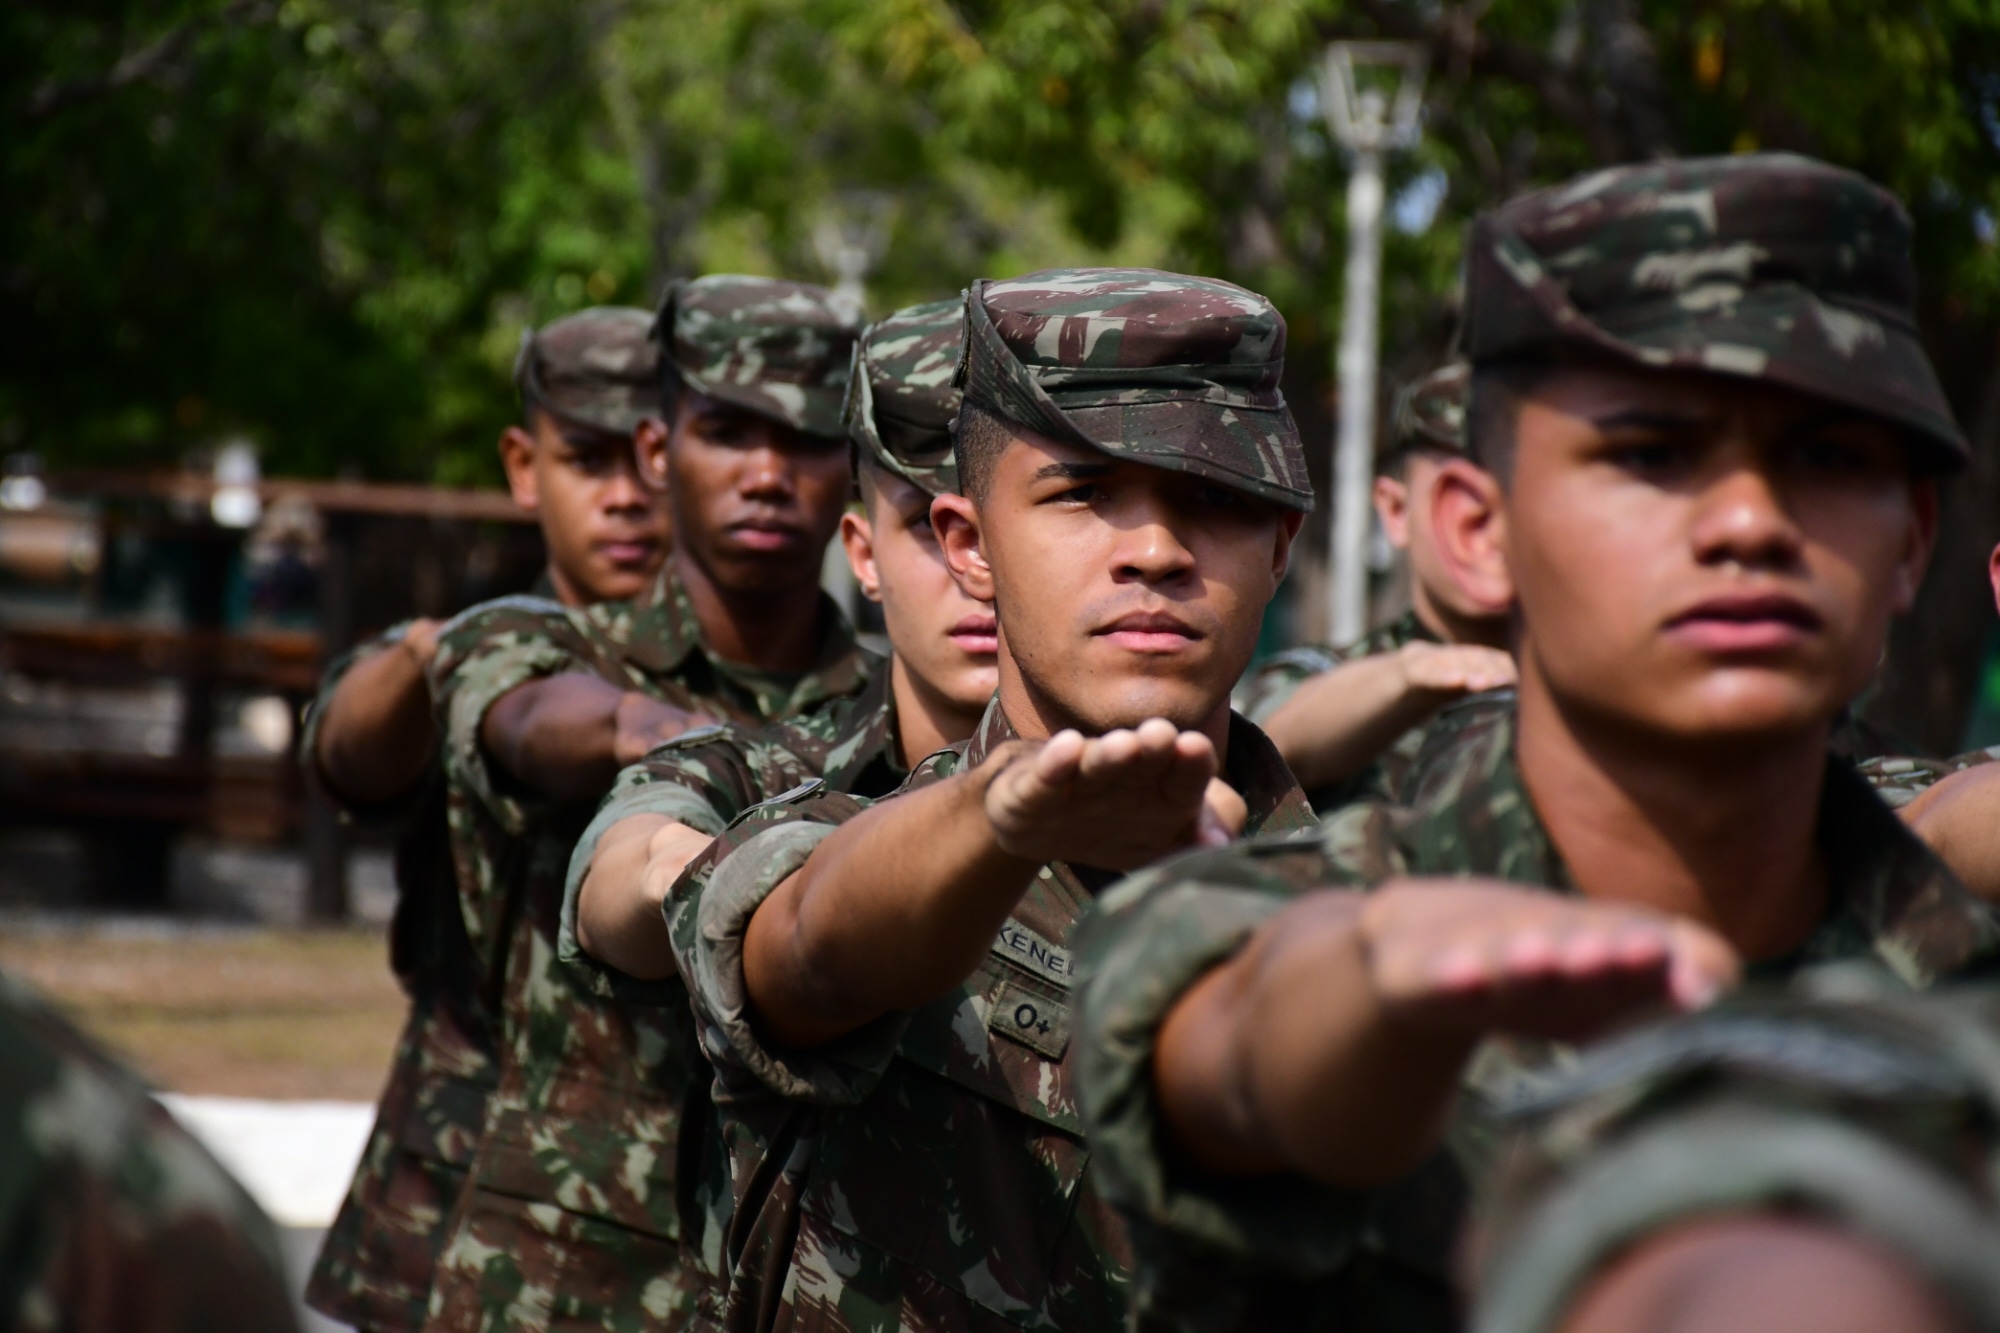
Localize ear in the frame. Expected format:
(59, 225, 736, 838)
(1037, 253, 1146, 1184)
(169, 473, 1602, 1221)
(840, 510, 883, 603)
(931, 493, 994, 603)
(1429, 458, 1514, 614)
(1372, 474, 1413, 550)
(1889, 476, 1942, 615)
(1270, 509, 1305, 585)
(1988, 540, 2000, 618)
(499, 425, 540, 513)
(633, 417, 671, 491)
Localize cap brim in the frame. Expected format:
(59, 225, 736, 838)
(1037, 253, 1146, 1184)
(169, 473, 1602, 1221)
(680, 372, 848, 439)
(1064, 400, 1315, 512)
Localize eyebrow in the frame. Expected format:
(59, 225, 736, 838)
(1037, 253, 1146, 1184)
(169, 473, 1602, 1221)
(1588, 407, 1710, 433)
(1031, 461, 1116, 483)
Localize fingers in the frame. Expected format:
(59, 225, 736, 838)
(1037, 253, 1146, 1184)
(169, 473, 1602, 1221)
(1194, 778, 1249, 848)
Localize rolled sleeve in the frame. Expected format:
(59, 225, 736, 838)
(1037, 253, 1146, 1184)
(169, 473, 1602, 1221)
(433, 636, 587, 838)
(299, 621, 439, 829)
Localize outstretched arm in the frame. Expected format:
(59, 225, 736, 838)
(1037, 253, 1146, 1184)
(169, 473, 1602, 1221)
(1902, 763, 2000, 903)
(481, 673, 712, 804)
(1262, 642, 1515, 791)
(1154, 881, 1738, 1187)
(315, 619, 443, 805)
(577, 813, 714, 979)
(745, 719, 1247, 1051)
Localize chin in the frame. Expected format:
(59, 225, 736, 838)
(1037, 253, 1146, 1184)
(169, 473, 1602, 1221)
(1070, 678, 1220, 735)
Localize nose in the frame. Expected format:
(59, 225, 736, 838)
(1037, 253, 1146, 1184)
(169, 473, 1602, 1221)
(602, 459, 650, 514)
(1688, 457, 1804, 573)
(1111, 503, 1197, 587)
(738, 446, 796, 502)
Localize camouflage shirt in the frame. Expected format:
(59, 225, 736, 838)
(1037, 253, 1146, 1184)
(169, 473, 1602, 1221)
(1234, 609, 1440, 813)
(422, 563, 871, 1332)
(665, 701, 1314, 1333)
(1857, 744, 2000, 809)
(555, 665, 905, 1008)
(1074, 699, 2000, 1333)
(0, 968, 298, 1333)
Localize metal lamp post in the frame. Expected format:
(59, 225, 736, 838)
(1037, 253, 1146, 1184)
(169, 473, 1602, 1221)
(1320, 42, 1426, 646)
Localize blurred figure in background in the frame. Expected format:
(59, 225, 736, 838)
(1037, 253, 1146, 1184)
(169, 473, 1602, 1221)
(302, 307, 669, 1333)
(1240, 362, 1514, 813)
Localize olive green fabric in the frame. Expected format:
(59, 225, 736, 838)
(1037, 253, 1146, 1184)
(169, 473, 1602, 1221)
(652, 274, 860, 437)
(514, 306, 661, 435)
(845, 297, 963, 497)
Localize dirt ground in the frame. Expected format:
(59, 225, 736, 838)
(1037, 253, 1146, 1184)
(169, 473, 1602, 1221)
(0, 926, 405, 1101)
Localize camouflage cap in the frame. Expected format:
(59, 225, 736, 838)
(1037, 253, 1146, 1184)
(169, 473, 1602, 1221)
(844, 298, 962, 497)
(514, 307, 660, 435)
(1464, 153, 1967, 468)
(652, 275, 860, 438)
(1386, 361, 1469, 458)
(956, 267, 1314, 511)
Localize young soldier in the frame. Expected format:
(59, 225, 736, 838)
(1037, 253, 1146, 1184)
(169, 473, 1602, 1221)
(304, 306, 669, 1333)
(664, 269, 1320, 1332)
(417, 276, 867, 1332)
(561, 297, 994, 986)
(1071, 155, 2000, 1331)
(1240, 362, 1514, 811)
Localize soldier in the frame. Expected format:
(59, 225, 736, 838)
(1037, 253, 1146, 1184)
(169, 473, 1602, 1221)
(303, 307, 670, 1333)
(562, 297, 995, 985)
(1070, 154, 2000, 1331)
(417, 276, 866, 1332)
(0, 967, 299, 1333)
(662, 268, 1321, 1331)
(1240, 362, 1515, 811)
(1467, 983, 2000, 1333)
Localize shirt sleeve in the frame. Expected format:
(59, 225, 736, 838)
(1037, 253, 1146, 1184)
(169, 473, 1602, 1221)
(298, 621, 439, 830)
(1233, 644, 1344, 727)
(427, 597, 595, 839)
(666, 792, 915, 1108)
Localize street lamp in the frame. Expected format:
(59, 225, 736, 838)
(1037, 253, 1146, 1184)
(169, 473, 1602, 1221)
(812, 189, 895, 325)
(1320, 41, 1426, 645)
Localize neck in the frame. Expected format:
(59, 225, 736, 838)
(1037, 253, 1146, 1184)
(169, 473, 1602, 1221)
(672, 549, 828, 673)
(544, 563, 586, 608)
(887, 656, 985, 770)
(1411, 582, 1508, 650)
(1513, 663, 1831, 962)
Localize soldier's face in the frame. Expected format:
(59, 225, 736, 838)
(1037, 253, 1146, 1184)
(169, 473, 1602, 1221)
(499, 410, 671, 606)
(649, 391, 849, 596)
(933, 429, 1301, 742)
(841, 467, 998, 718)
(1497, 364, 1936, 748)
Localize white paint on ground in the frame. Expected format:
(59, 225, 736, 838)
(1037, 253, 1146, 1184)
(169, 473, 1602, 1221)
(158, 1094, 374, 1228)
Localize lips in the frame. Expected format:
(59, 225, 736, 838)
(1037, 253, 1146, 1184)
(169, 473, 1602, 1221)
(723, 519, 805, 553)
(1094, 609, 1204, 654)
(598, 538, 659, 567)
(1664, 590, 1824, 655)
(946, 613, 998, 656)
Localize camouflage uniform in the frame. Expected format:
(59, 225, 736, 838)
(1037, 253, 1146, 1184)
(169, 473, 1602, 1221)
(1234, 363, 1466, 813)
(1470, 983, 2000, 1333)
(0, 967, 298, 1333)
(307, 305, 659, 1333)
(420, 277, 865, 1333)
(1073, 154, 1984, 1333)
(658, 268, 1318, 1332)
(1858, 744, 2000, 808)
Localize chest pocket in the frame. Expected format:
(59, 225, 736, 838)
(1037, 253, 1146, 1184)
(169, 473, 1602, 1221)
(797, 916, 1119, 1323)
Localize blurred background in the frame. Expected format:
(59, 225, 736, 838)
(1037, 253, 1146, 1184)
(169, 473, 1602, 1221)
(7, 1, 2000, 1319)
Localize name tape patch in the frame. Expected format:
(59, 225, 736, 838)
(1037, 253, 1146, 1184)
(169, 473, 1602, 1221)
(991, 921, 1074, 989)
(988, 980, 1071, 1060)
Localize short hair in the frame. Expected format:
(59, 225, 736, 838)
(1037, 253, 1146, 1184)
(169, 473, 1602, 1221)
(951, 401, 1016, 506)
(658, 362, 687, 428)
(1467, 356, 1558, 485)
(1378, 441, 1457, 483)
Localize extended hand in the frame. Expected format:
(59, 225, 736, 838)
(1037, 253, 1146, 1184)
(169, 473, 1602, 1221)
(983, 719, 1245, 870)
(1396, 641, 1517, 698)
(612, 694, 718, 767)
(1358, 880, 1739, 1044)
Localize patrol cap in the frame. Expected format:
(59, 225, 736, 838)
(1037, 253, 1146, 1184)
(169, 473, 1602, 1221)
(1464, 153, 1967, 469)
(844, 298, 962, 498)
(513, 307, 660, 435)
(956, 267, 1314, 511)
(651, 275, 861, 438)
(1386, 361, 1469, 458)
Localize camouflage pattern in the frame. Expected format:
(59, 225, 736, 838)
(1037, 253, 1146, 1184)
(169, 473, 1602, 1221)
(1073, 696, 2000, 1333)
(420, 565, 871, 1333)
(845, 298, 964, 497)
(515, 307, 662, 436)
(654, 276, 861, 438)
(1472, 984, 2000, 1333)
(665, 699, 1315, 1332)
(300, 618, 505, 1333)
(1858, 744, 2000, 809)
(555, 665, 905, 1009)
(958, 268, 1315, 511)
(1234, 610, 1443, 814)
(1464, 153, 1967, 469)
(1386, 361, 1469, 458)
(0, 967, 298, 1333)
